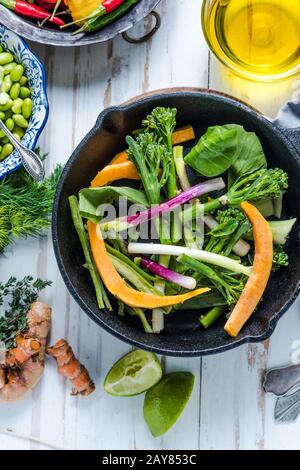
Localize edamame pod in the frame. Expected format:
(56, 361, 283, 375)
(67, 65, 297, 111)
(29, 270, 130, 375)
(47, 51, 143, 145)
(5, 118, 14, 131)
(0, 98, 13, 112)
(11, 98, 23, 114)
(12, 114, 29, 129)
(0, 92, 10, 106)
(3, 62, 17, 75)
(20, 87, 31, 99)
(13, 126, 25, 139)
(19, 76, 28, 86)
(10, 83, 20, 100)
(0, 143, 13, 161)
(22, 98, 33, 119)
(2, 75, 12, 93)
(10, 64, 24, 82)
(0, 52, 14, 66)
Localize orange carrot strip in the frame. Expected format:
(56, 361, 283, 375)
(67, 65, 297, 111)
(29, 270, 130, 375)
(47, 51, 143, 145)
(110, 150, 129, 165)
(224, 202, 273, 337)
(87, 221, 209, 309)
(90, 161, 140, 188)
(172, 125, 196, 146)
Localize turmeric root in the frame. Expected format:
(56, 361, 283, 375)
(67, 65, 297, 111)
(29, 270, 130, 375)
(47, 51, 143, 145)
(0, 301, 52, 403)
(6, 336, 41, 367)
(47, 339, 95, 397)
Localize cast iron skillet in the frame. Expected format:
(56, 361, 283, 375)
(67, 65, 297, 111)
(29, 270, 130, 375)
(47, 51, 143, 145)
(52, 88, 300, 357)
(0, 0, 161, 47)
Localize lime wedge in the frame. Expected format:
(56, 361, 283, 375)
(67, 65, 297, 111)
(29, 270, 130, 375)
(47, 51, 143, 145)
(143, 372, 195, 437)
(104, 350, 162, 397)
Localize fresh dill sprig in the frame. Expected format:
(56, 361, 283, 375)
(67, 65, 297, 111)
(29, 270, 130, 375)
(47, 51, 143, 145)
(0, 153, 63, 253)
(0, 276, 52, 350)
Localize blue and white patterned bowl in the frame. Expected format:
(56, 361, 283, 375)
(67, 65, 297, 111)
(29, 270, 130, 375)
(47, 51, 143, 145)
(0, 26, 48, 179)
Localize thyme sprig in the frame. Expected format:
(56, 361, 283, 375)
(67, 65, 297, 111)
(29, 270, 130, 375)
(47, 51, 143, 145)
(0, 276, 52, 350)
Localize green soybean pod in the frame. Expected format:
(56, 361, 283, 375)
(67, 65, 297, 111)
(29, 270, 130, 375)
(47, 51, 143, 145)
(13, 133, 21, 141)
(0, 130, 5, 139)
(22, 98, 33, 119)
(19, 75, 28, 86)
(10, 82, 20, 100)
(3, 62, 17, 75)
(12, 114, 28, 129)
(10, 64, 24, 82)
(2, 75, 12, 93)
(5, 109, 12, 119)
(0, 145, 2, 154)
(0, 111, 5, 120)
(0, 52, 14, 66)
(11, 97, 23, 114)
(0, 92, 10, 106)
(1, 136, 9, 144)
(5, 118, 14, 131)
(0, 143, 14, 161)
(13, 126, 25, 139)
(19, 86, 31, 99)
(0, 98, 13, 112)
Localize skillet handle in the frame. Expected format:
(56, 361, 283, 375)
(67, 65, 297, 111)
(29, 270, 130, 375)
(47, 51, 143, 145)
(272, 98, 300, 152)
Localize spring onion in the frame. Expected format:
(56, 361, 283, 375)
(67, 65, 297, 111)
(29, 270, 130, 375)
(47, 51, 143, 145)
(128, 243, 252, 276)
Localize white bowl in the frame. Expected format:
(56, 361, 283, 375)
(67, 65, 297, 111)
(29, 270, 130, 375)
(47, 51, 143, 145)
(0, 26, 48, 179)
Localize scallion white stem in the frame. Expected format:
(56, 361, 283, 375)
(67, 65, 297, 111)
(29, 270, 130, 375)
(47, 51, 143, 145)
(128, 243, 252, 276)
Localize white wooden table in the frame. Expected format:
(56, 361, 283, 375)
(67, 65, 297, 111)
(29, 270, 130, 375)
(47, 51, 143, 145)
(0, 0, 299, 451)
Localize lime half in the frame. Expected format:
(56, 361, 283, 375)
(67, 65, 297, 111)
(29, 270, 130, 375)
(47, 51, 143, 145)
(104, 350, 162, 397)
(143, 372, 195, 437)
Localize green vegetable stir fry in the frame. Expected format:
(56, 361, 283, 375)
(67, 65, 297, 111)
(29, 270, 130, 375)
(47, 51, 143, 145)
(70, 107, 296, 337)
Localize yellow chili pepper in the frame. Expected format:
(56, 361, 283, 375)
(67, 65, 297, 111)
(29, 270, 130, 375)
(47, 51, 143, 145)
(68, 0, 103, 23)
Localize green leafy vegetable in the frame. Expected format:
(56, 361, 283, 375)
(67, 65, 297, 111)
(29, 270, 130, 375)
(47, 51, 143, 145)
(0, 276, 52, 350)
(227, 125, 267, 186)
(79, 186, 149, 223)
(184, 125, 238, 177)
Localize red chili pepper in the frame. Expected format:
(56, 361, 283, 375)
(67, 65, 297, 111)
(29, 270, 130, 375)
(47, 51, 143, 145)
(0, 0, 65, 26)
(102, 0, 125, 14)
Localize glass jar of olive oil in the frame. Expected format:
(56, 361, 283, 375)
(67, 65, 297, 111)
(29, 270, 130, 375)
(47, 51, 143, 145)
(202, 0, 300, 81)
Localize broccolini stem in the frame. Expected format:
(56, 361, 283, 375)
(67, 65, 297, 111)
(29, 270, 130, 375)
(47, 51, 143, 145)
(199, 306, 226, 329)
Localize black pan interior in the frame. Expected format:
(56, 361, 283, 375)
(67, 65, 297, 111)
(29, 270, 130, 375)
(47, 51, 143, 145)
(53, 91, 300, 356)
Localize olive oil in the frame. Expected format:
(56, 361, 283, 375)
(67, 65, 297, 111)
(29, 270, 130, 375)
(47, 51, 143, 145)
(202, 0, 300, 80)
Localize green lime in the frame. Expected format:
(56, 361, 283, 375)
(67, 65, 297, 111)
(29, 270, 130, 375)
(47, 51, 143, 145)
(143, 372, 195, 437)
(104, 350, 162, 397)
